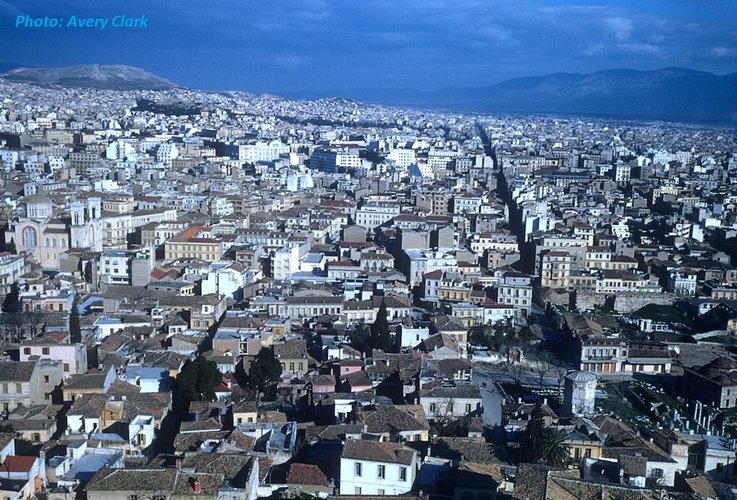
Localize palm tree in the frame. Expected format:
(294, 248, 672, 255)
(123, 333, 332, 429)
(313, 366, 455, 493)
(542, 427, 570, 467)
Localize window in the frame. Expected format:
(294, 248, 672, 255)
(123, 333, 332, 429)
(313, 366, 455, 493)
(465, 404, 472, 413)
(354, 487, 362, 495)
(585, 449, 591, 458)
(152, 496, 166, 500)
(23, 348, 30, 355)
(63, 363, 70, 372)
(128, 496, 139, 500)
(400, 467, 407, 481)
(44, 393, 50, 401)
(377, 464, 385, 479)
(650, 468, 664, 478)
(15, 383, 21, 393)
(354, 462, 362, 477)
(44, 375, 49, 383)
(429, 403, 436, 413)
(378, 489, 385, 495)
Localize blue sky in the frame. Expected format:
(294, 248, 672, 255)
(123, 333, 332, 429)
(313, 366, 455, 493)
(2, 0, 736, 92)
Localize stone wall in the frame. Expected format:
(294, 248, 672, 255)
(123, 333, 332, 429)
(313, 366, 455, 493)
(575, 291, 678, 313)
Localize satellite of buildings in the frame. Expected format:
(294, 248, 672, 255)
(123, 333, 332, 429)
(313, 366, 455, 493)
(1, 72, 737, 500)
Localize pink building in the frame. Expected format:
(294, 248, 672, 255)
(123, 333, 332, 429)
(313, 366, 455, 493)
(20, 333, 87, 380)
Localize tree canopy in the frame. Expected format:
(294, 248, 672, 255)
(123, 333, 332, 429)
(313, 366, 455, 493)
(69, 294, 81, 344)
(369, 300, 394, 352)
(541, 426, 570, 467)
(522, 401, 545, 463)
(248, 350, 283, 397)
(178, 356, 222, 403)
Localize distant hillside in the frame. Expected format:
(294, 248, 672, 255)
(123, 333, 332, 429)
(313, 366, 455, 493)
(284, 68, 737, 124)
(0, 64, 176, 90)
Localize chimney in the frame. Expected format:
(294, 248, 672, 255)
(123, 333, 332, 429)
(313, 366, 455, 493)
(193, 479, 201, 495)
(354, 403, 365, 423)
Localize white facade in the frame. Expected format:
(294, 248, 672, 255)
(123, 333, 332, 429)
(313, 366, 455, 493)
(406, 249, 458, 287)
(355, 203, 401, 230)
(273, 244, 302, 281)
(340, 442, 417, 496)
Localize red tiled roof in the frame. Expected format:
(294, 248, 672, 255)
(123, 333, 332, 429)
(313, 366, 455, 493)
(1, 455, 36, 473)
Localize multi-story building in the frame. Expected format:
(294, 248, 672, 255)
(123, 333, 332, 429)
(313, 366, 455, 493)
(164, 226, 235, 262)
(684, 357, 737, 409)
(540, 250, 571, 288)
(355, 202, 401, 230)
(99, 248, 154, 286)
(19, 335, 87, 380)
(668, 269, 698, 296)
(497, 271, 533, 317)
(101, 207, 178, 249)
(0, 359, 64, 412)
(340, 440, 417, 496)
(0, 252, 27, 296)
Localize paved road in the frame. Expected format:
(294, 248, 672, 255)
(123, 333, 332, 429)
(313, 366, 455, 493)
(472, 364, 560, 427)
(472, 369, 504, 427)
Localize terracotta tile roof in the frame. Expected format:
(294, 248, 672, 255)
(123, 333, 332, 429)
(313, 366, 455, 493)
(0, 456, 36, 473)
(85, 468, 178, 492)
(363, 404, 429, 434)
(287, 463, 330, 486)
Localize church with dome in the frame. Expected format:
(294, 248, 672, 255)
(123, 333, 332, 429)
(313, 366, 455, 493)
(4, 193, 103, 269)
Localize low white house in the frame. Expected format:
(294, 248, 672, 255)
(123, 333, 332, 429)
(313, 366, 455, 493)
(420, 384, 483, 424)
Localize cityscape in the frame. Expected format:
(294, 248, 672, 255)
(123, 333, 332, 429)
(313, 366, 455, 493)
(2, 1, 737, 500)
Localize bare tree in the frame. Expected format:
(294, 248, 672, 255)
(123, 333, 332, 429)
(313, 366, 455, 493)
(533, 361, 552, 389)
(25, 312, 47, 339)
(508, 362, 526, 386)
(429, 396, 458, 436)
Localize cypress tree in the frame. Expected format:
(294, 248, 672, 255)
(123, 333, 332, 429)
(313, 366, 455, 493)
(70, 295, 81, 343)
(522, 401, 545, 463)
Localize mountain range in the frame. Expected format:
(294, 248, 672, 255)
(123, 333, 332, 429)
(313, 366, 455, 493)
(1, 64, 736, 123)
(0, 64, 176, 91)
(283, 68, 737, 124)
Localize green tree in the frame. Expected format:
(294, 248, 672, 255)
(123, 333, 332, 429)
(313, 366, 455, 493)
(69, 295, 81, 343)
(370, 300, 394, 352)
(1, 283, 20, 313)
(542, 427, 570, 467)
(248, 350, 283, 396)
(522, 401, 545, 463)
(350, 322, 371, 354)
(178, 356, 222, 403)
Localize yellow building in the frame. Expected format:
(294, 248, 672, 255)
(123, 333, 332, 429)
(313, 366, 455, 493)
(164, 225, 233, 262)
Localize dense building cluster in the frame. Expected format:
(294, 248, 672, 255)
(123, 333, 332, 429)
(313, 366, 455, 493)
(0, 77, 737, 499)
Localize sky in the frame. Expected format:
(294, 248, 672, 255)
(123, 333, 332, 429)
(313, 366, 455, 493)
(2, 0, 737, 93)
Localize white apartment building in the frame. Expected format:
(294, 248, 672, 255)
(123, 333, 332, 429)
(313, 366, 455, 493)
(355, 203, 401, 230)
(340, 440, 417, 496)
